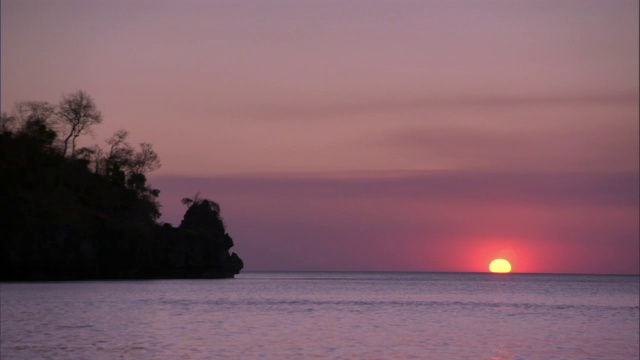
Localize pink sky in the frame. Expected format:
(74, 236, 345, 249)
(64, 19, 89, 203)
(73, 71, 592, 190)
(2, 0, 638, 273)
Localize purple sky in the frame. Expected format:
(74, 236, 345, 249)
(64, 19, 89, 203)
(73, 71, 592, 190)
(2, 0, 638, 273)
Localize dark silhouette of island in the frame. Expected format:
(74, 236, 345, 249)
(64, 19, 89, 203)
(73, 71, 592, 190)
(0, 91, 243, 280)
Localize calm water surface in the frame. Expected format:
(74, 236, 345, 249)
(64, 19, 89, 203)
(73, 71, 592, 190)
(1, 272, 638, 359)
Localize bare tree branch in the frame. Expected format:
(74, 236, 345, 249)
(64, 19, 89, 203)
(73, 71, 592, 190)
(57, 90, 102, 158)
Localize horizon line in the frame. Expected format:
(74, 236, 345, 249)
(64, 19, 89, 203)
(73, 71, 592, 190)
(238, 270, 640, 276)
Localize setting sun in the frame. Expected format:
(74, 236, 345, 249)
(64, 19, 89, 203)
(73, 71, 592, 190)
(489, 259, 512, 273)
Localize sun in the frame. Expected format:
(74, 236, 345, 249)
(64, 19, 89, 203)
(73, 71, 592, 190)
(489, 259, 512, 273)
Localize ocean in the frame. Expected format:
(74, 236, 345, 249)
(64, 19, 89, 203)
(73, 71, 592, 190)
(1, 272, 638, 359)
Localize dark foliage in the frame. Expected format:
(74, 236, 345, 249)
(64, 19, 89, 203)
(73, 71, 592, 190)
(0, 94, 243, 280)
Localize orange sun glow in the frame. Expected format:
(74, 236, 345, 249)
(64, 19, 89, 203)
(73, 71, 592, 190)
(489, 259, 512, 273)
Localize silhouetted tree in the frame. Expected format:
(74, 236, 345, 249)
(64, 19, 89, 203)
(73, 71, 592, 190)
(101, 130, 134, 180)
(181, 192, 202, 207)
(76, 144, 104, 173)
(106, 130, 132, 160)
(16, 101, 56, 126)
(126, 172, 145, 191)
(57, 90, 102, 158)
(20, 118, 57, 147)
(181, 192, 220, 213)
(127, 142, 161, 175)
(0, 112, 16, 133)
(0, 91, 243, 280)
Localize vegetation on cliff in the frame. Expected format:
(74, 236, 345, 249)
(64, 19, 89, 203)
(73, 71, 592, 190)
(0, 91, 243, 280)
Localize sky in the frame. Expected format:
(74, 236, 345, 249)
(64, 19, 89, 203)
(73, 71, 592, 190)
(2, 0, 638, 274)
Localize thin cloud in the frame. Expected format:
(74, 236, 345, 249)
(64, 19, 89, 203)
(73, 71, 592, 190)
(153, 170, 639, 210)
(375, 121, 639, 172)
(219, 91, 639, 121)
